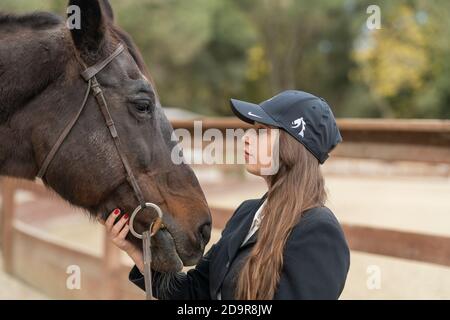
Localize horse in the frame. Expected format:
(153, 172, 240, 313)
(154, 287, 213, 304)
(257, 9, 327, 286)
(0, 0, 211, 274)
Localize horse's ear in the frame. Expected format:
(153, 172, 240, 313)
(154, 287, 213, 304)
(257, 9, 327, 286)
(100, 0, 114, 22)
(68, 0, 107, 55)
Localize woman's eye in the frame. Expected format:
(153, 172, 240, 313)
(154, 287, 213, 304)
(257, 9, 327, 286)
(135, 101, 153, 114)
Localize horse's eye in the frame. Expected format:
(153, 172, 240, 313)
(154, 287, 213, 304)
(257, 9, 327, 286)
(135, 101, 153, 114)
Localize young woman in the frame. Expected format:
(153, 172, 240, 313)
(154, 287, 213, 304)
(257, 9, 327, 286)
(102, 90, 350, 300)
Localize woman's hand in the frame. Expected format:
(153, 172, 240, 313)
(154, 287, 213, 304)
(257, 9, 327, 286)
(99, 209, 144, 273)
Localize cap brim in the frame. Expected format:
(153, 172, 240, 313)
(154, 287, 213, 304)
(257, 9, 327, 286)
(230, 99, 278, 126)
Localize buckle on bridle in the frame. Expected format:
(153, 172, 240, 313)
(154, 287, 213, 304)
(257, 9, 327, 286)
(129, 202, 164, 239)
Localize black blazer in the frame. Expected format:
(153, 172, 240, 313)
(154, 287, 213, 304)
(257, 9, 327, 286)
(129, 193, 350, 300)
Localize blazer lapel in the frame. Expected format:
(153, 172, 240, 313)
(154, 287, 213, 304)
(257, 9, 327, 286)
(226, 192, 268, 261)
(212, 193, 268, 299)
(240, 229, 259, 249)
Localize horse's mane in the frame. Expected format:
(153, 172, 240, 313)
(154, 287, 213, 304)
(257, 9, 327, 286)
(0, 11, 62, 30)
(0, 7, 157, 125)
(0, 11, 65, 125)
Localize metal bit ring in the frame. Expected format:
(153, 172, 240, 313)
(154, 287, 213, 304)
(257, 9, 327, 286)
(129, 202, 163, 239)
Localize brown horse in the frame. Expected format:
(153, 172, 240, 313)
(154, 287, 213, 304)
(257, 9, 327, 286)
(0, 0, 211, 273)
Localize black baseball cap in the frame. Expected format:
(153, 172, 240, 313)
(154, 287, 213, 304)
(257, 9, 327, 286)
(230, 90, 342, 164)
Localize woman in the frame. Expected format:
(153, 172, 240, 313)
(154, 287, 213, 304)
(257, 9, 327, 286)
(102, 90, 350, 300)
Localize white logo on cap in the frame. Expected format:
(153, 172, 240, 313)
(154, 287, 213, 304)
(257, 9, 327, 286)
(291, 117, 306, 138)
(248, 112, 262, 119)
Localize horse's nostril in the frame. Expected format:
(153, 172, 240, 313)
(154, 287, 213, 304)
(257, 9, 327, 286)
(198, 222, 212, 245)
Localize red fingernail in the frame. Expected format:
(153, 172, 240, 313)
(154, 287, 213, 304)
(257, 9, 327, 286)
(123, 213, 129, 220)
(113, 209, 120, 215)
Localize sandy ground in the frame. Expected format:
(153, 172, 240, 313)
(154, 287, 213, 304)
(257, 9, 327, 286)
(340, 251, 450, 299)
(1, 159, 449, 299)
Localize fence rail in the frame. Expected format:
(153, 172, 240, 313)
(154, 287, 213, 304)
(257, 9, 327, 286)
(172, 118, 450, 163)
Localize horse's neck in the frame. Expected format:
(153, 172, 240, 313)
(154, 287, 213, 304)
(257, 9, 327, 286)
(0, 121, 37, 180)
(1, 27, 68, 116)
(0, 26, 69, 180)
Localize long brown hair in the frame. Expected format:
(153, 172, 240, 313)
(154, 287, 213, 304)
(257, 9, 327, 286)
(235, 129, 327, 299)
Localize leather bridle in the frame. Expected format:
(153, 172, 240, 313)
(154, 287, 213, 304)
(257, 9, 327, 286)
(36, 44, 163, 238)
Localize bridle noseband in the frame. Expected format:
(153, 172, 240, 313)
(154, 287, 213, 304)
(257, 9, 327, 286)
(36, 44, 163, 238)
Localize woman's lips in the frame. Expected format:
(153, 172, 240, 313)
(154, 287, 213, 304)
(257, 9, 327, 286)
(244, 150, 250, 161)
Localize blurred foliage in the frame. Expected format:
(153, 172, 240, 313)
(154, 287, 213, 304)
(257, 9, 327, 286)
(1, 0, 449, 119)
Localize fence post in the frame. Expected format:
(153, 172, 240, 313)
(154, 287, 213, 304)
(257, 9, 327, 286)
(0, 177, 16, 274)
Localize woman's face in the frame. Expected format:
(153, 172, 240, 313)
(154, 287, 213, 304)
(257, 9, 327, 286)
(242, 122, 280, 177)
